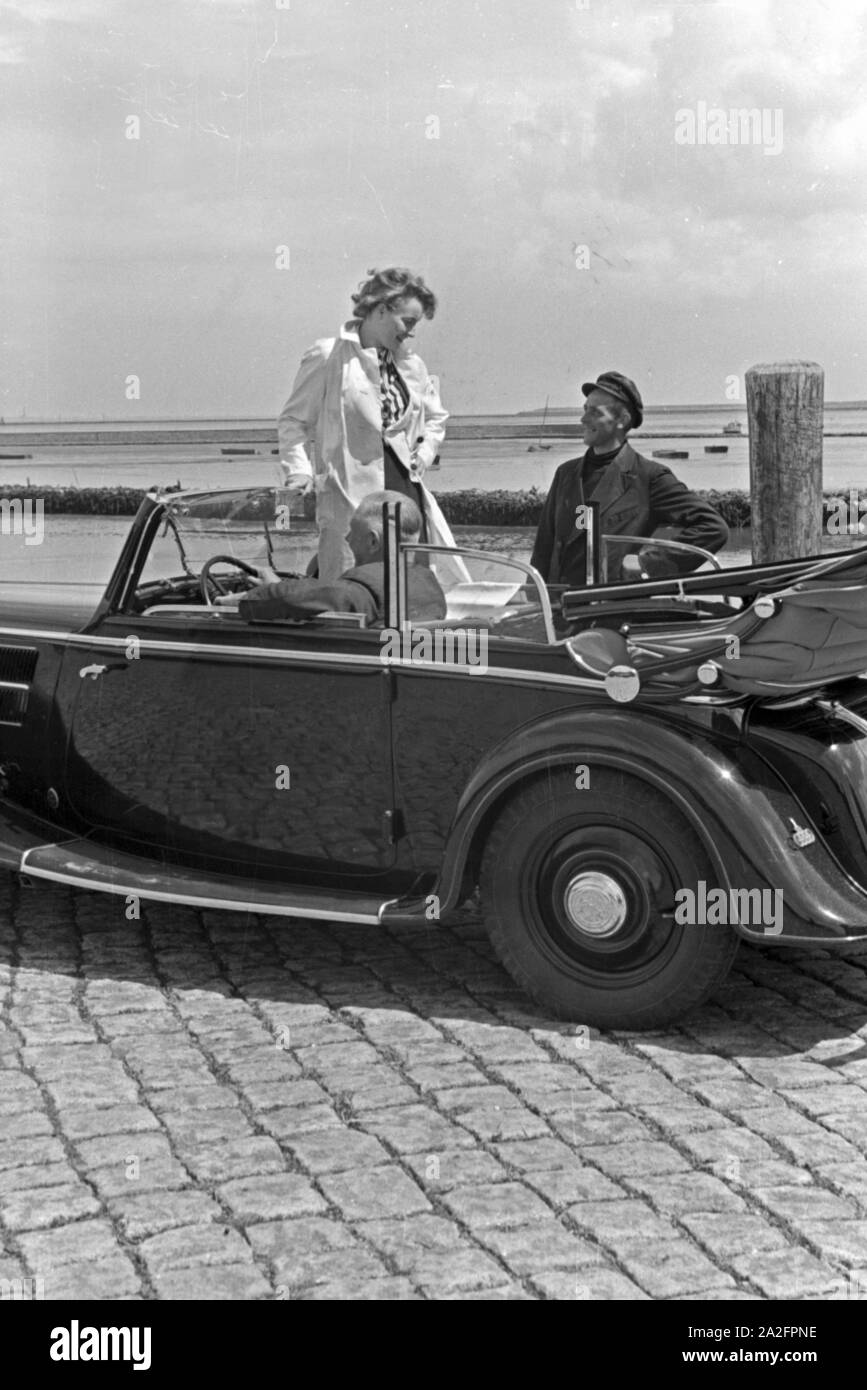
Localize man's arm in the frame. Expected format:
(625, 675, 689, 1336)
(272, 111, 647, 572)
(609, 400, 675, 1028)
(640, 467, 729, 575)
(529, 466, 562, 581)
(237, 574, 378, 623)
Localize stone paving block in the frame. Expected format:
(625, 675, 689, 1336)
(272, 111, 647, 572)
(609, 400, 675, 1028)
(491, 1062, 598, 1094)
(0, 1111, 55, 1141)
(138, 1224, 254, 1274)
(456, 1104, 552, 1144)
(481, 1221, 607, 1275)
(583, 1140, 694, 1180)
(728, 1160, 815, 1191)
(88, 1157, 190, 1200)
(525, 1167, 624, 1207)
(259, 1104, 342, 1139)
(774, 1130, 862, 1167)
(218, 1174, 327, 1223)
(73, 1131, 176, 1172)
(175, 1137, 285, 1183)
(439, 1182, 555, 1230)
(246, 1215, 358, 1269)
(151, 1264, 274, 1300)
(0, 1181, 101, 1233)
(358, 1213, 464, 1262)
(565, 1199, 680, 1248)
(45, 1074, 140, 1109)
(687, 1077, 778, 1110)
(342, 1082, 419, 1111)
(531, 1267, 650, 1300)
(450, 1026, 552, 1066)
(679, 1211, 791, 1260)
(57, 1105, 160, 1141)
(404, 1148, 510, 1192)
(790, 1221, 867, 1265)
(753, 1184, 860, 1224)
(626, 1173, 747, 1215)
(42, 1255, 142, 1301)
(439, 1282, 532, 1299)
(777, 1084, 867, 1117)
(740, 1107, 827, 1140)
(636, 1104, 730, 1134)
(109, 1189, 224, 1240)
(0, 1162, 80, 1195)
(318, 1165, 431, 1221)
(679, 1128, 777, 1166)
(730, 1247, 842, 1299)
(148, 1085, 244, 1115)
(494, 1136, 590, 1173)
(406, 1062, 491, 1092)
(159, 1109, 254, 1145)
(283, 1129, 392, 1174)
(361, 1105, 478, 1153)
(0, 1136, 66, 1172)
(18, 1219, 120, 1271)
(296, 1273, 419, 1300)
(814, 1112, 867, 1151)
(550, 1112, 656, 1149)
(617, 1239, 735, 1297)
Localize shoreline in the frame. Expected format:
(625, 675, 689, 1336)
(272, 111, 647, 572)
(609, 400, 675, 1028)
(1, 427, 864, 449)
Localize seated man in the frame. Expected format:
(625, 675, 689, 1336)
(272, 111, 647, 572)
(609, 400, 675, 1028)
(225, 491, 446, 626)
(530, 371, 729, 587)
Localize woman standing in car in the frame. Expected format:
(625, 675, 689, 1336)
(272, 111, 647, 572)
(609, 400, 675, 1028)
(277, 266, 456, 579)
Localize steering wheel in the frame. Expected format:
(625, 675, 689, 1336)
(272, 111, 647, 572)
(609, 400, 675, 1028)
(200, 555, 261, 605)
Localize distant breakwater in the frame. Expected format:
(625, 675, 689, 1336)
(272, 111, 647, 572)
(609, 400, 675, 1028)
(1, 426, 864, 449)
(3, 484, 865, 530)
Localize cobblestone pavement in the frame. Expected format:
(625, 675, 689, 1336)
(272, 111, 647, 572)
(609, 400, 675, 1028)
(3, 878, 867, 1301)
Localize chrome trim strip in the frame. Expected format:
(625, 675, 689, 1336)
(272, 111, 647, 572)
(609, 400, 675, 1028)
(0, 681, 30, 692)
(0, 625, 593, 687)
(18, 847, 389, 921)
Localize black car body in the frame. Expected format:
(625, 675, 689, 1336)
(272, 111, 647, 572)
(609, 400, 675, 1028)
(3, 484, 867, 1028)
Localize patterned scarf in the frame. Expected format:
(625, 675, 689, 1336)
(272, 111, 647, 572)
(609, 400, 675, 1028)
(377, 349, 410, 429)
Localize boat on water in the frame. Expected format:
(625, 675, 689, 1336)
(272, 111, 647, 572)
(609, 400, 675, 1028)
(723, 420, 744, 436)
(652, 449, 689, 460)
(527, 396, 553, 452)
(705, 445, 729, 454)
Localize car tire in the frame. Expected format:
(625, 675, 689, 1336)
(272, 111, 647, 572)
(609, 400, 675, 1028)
(479, 768, 739, 1029)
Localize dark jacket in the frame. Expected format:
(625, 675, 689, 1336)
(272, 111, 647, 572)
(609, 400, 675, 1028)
(238, 561, 447, 625)
(530, 442, 729, 586)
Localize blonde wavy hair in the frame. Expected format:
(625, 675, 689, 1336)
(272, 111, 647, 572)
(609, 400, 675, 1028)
(350, 267, 437, 322)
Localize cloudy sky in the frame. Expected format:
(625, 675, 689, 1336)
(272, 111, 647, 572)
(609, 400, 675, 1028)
(1, 0, 865, 418)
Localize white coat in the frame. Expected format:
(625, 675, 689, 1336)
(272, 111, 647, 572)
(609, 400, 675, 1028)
(277, 321, 462, 579)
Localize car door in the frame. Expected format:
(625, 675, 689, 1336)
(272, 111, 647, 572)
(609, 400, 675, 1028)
(58, 609, 397, 879)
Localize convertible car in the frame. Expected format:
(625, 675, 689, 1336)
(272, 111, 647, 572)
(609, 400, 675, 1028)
(4, 483, 867, 1029)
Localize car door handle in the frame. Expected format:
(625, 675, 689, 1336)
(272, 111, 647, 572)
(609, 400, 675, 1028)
(79, 660, 131, 681)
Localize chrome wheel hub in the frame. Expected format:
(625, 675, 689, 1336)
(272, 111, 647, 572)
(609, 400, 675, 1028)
(563, 871, 628, 938)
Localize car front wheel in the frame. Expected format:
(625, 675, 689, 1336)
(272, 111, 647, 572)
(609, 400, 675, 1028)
(479, 769, 739, 1029)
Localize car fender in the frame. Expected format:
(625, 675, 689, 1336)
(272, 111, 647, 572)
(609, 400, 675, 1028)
(429, 707, 867, 943)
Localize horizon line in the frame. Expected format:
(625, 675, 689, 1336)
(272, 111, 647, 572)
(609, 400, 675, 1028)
(3, 400, 865, 425)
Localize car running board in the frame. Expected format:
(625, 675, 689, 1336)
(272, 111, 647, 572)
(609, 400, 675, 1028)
(0, 808, 397, 922)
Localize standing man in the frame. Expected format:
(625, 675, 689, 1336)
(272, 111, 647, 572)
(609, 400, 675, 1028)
(530, 372, 728, 586)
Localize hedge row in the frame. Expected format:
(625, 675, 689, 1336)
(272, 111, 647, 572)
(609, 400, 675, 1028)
(0, 485, 861, 530)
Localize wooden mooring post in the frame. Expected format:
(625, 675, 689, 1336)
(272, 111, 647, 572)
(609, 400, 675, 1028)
(746, 361, 823, 563)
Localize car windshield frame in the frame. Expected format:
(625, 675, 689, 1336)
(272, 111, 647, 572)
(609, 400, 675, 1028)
(400, 542, 558, 645)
